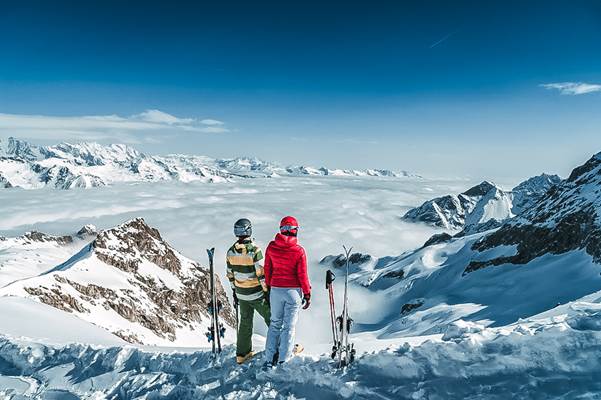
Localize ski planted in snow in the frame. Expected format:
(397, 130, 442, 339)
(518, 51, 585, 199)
(206, 247, 226, 357)
(326, 246, 356, 368)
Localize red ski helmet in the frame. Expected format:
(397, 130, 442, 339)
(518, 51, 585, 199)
(280, 216, 299, 236)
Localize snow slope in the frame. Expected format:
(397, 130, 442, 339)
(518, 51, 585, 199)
(0, 137, 417, 189)
(0, 225, 96, 288)
(0, 296, 124, 346)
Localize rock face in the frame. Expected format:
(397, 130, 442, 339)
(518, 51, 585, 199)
(467, 153, 601, 274)
(0, 218, 234, 346)
(511, 174, 561, 215)
(0, 137, 416, 189)
(403, 175, 560, 232)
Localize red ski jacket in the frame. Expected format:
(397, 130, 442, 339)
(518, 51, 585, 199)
(264, 233, 311, 296)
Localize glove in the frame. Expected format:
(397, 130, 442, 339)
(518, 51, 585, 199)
(302, 293, 311, 310)
(232, 290, 239, 307)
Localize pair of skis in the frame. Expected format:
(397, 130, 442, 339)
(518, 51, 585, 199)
(326, 245, 356, 368)
(206, 248, 226, 358)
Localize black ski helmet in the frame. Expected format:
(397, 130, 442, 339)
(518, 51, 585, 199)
(234, 218, 252, 237)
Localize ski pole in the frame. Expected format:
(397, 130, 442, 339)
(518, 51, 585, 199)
(326, 269, 338, 358)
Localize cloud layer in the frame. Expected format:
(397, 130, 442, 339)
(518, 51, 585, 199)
(0, 109, 228, 142)
(540, 82, 601, 95)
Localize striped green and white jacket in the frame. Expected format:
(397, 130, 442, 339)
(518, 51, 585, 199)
(226, 238, 268, 302)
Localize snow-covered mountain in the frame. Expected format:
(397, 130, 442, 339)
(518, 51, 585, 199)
(402, 174, 560, 231)
(322, 152, 601, 339)
(0, 137, 416, 189)
(468, 152, 601, 272)
(0, 218, 234, 346)
(402, 181, 511, 230)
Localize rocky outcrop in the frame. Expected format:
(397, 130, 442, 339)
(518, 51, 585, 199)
(401, 299, 424, 315)
(0, 173, 12, 188)
(24, 285, 89, 314)
(20, 231, 74, 245)
(511, 174, 561, 215)
(422, 233, 453, 247)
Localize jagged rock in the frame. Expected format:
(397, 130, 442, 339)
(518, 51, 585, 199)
(24, 286, 89, 314)
(383, 269, 405, 279)
(21, 231, 73, 245)
(94, 218, 182, 275)
(401, 299, 424, 315)
(422, 233, 453, 247)
(462, 181, 497, 197)
(322, 253, 373, 268)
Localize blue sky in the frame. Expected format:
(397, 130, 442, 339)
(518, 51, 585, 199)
(1, 0, 600, 181)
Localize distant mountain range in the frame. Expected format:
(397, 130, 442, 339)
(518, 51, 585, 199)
(0, 137, 417, 189)
(402, 174, 561, 232)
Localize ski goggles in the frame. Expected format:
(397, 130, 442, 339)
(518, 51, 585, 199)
(234, 226, 252, 236)
(280, 225, 299, 232)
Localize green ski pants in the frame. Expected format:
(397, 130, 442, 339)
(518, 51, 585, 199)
(237, 297, 271, 357)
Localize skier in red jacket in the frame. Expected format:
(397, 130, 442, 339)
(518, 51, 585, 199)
(263, 216, 311, 367)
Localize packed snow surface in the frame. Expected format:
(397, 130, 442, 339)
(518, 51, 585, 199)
(2, 302, 601, 398)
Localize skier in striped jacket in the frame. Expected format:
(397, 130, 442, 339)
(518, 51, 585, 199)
(226, 218, 270, 364)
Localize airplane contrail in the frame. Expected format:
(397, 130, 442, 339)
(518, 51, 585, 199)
(429, 31, 458, 49)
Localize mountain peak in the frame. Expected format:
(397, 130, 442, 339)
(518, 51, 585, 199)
(567, 152, 601, 183)
(462, 181, 497, 197)
(93, 218, 182, 275)
(0, 137, 41, 161)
